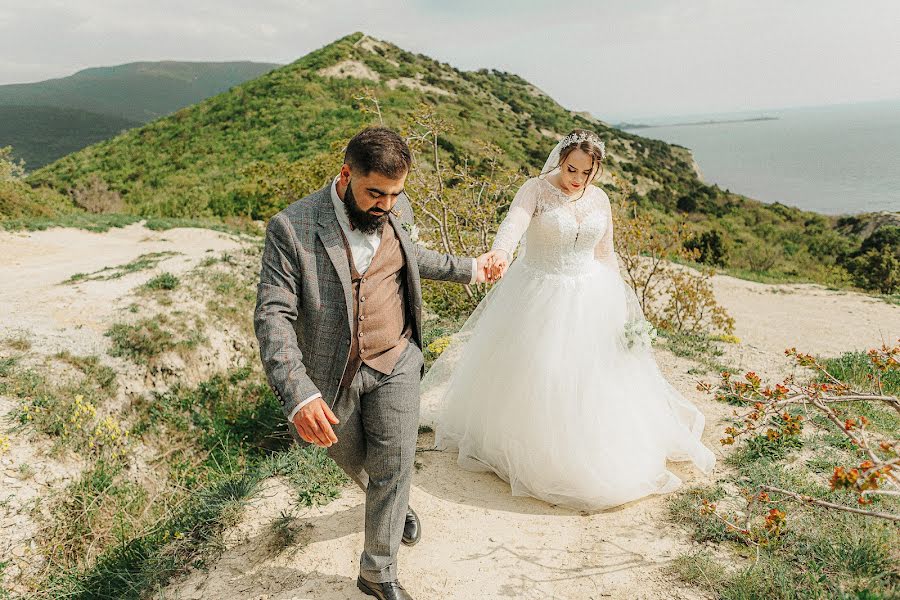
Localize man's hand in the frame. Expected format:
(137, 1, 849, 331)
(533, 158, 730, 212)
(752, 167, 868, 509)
(292, 398, 340, 447)
(477, 250, 509, 283)
(475, 253, 492, 284)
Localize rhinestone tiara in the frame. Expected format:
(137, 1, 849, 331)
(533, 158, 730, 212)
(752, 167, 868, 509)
(560, 131, 606, 160)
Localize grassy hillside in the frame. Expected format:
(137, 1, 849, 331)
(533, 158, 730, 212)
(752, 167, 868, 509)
(0, 106, 139, 170)
(22, 33, 893, 293)
(0, 61, 280, 168)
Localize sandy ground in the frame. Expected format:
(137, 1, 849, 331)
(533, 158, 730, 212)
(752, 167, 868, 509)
(712, 274, 897, 376)
(0, 223, 242, 357)
(1, 224, 898, 599)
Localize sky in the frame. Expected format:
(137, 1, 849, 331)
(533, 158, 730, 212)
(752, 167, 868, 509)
(2, 0, 899, 121)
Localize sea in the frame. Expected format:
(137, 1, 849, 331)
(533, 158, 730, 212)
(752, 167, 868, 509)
(619, 99, 900, 215)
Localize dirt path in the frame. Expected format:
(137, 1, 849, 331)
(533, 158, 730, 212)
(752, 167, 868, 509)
(164, 276, 899, 599)
(1, 225, 897, 599)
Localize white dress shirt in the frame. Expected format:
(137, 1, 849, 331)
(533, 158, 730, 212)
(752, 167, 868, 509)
(287, 177, 478, 422)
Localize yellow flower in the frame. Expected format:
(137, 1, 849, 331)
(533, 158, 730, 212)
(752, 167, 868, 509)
(426, 336, 452, 356)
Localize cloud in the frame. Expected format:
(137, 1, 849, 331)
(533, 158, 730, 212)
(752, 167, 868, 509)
(2, 0, 899, 119)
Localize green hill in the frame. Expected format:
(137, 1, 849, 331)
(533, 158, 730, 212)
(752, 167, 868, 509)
(0, 61, 280, 168)
(27, 33, 701, 216)
(24, 33, 885, 292)
(0, 105, 140, 170)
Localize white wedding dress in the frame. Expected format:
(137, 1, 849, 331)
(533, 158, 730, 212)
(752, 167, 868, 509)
(420, 176, 716, 511)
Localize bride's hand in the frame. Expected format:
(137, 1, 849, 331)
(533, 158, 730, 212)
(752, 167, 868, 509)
(484, 250, 509, 283)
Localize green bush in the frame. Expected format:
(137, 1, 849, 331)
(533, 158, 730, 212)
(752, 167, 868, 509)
(843, 227, 900, 293)
(684, 230, 728, 266)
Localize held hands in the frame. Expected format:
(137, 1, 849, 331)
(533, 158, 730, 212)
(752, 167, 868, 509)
(476, 250, 509, 284)
(292, 398, 339, 447)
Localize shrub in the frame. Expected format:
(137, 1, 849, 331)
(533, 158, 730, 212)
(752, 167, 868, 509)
(676, 193, 698, 212)
(69, 175, 126, 214)
(845, 247, 900, 294)
(843, 226, 900, 293)
(684, 230, 728, 267)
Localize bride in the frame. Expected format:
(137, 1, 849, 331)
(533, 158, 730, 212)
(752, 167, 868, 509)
(420, 129, 716, 511)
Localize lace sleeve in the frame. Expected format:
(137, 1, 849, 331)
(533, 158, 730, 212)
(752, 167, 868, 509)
(491, 178, 539, 260)
(594, 190, 619, 273)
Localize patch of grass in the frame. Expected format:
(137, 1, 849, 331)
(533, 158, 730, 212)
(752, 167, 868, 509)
(37, 447, 343, 600)
(18, 462, 34, 479)
(820, 351, 900, 397)
(53, 351, 117, 392)
(143, 216, 261, 237)
(200, 269, 256, 327)
(658, 328, 735, 374)
(64, 251, 179, 284)
(667, 551, 725, 593)
(0, 355, 18, 377)
(142, 272, 180, 291)
(673, 345, 900, 598)
(28, 365, 346, 599)
(105, 314, 203, 365)
(0, 560, 12, 600)
(805, 450, 846, 475)
(1, 335, 31, 352)
(0, 213, 260, 236)
(105, 319, 175, 363)
(277, 444, 347, 506)
(877, 293, 900, 307)
(669, 484, 731, 544)
(1, 213, 142, 233)
(268, 508, 302, 552)
(729, 432, 804, 463)
(38, 468, 263, 600)
(1, 354, 123, 456)
(805, 350, 900, 438)
(39, 458, 149, 572)
(671, 452, 900, 599)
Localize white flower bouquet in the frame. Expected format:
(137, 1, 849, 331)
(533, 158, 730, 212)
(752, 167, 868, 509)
(622, 319, 657, 350)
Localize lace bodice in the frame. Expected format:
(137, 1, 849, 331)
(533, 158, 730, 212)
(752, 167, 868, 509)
(491, 177, 618, 274)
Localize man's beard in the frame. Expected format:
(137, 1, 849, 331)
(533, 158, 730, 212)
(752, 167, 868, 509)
(343, 181, 388, 235)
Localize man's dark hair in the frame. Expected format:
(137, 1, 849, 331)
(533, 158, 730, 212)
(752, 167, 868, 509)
(344, 127, 412, 178)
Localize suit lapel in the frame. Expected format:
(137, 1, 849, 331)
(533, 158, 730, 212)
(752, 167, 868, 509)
(389, 213, 423, 336)
(315, 188, 355, 333)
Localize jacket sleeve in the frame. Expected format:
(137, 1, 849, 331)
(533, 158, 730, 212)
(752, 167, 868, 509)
(254, 212, 321, 419)
(397, 194, 475, 284)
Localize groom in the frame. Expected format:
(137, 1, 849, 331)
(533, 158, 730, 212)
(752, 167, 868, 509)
(254, 127, 495, 600)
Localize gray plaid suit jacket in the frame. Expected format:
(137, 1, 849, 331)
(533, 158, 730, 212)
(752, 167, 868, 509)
(254, 183, 475, 419)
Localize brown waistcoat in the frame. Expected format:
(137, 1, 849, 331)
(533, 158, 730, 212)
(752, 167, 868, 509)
(338, 221, 412, 388)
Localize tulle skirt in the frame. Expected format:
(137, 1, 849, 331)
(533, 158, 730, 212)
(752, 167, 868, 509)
(420, 257, 716, 511)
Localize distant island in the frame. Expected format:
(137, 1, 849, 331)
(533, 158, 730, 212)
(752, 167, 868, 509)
(616, 116, 779, 130)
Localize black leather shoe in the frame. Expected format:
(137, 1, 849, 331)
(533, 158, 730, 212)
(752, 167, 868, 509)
(357, 576, 413, 600)
(401, 506, 421, 546)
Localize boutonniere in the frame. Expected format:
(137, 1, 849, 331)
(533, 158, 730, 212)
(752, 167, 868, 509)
(390, 207, 403, 218)
(401, 221, 420, 242)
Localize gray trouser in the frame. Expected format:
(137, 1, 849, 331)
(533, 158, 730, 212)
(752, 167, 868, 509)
(320, 341, 423, 583)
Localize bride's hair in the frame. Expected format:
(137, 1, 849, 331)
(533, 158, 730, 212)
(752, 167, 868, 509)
(544, 128, 606, 180)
